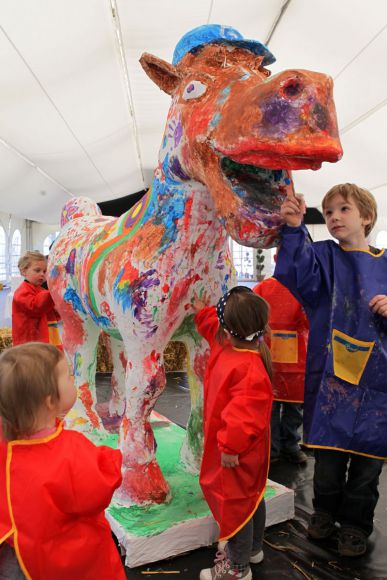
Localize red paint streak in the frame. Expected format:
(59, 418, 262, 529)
(119, 261, 139, 284)
(183, 197, 193, 231)
(162, 283, 169, 293)
(79, 383, 100, 428)
(167, 274, 201, 317)
(193, 350, 210, 381)
(119, 351, 128, 369)
(150, 350, 160, 363)
(120, 460, 169, 504)
(190, 231, 206, 258)
(121, 415, 130, 440)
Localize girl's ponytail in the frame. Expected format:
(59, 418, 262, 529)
(258, 339, 272, 381)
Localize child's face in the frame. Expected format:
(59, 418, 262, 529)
(56, 358, 77, 417)
(22, 260, 47, 286)
(323, 194, 371, 246)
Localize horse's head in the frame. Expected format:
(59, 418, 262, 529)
(140, 24, 343, 248)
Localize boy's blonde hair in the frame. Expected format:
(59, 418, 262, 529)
(0, 343, 62, 441)
(18, 251, 46, 275)
(322, 183, 377, 237)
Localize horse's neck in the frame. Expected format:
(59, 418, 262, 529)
(145, 174, 220, 229)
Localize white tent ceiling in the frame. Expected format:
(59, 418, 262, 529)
(0, 0, 386, 225)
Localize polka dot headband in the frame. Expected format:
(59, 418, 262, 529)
(216, 286, 265, 342)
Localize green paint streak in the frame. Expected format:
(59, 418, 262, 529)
(186, 405, 203, 458)
(88, 422, 281, 538)
(172, 314, 202, 346)
(87, 189, 153, 316)
(108, 422, 208, 537)
(221, 157, 270, 176)
(102, 328, 122, 341)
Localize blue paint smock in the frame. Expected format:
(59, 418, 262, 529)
(274, 224, 387, 459)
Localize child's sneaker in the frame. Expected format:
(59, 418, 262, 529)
(199, 551, 252, 580)
(338, 527, 367, 557)
(250, 548, 264, 564)
(308, 511, 335, 539)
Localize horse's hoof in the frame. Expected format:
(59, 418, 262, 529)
(114, 461, 170, 505)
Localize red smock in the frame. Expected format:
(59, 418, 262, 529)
(254, 277, 308, 403)
(12, 281, 55, 345)
(0, 422, 125, 580)
(195, 306, 273, 540)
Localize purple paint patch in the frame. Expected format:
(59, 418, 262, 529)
(168, 119, 183, 148)
(261, 98, 300, 138)
(65, 248, 76, 275)
(170, 156, 190, 180)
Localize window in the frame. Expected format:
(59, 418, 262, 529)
(376, 231, 387, 249)
(229, 239, 255, 280)
(11, 229, 21, 276)
(0, 227, 5, 280)
(43, 231, 60, 255)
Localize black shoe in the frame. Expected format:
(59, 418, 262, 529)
(338, 527, 367, 557)
(282, 449, 308, 464)
(308, 512, 336, 539)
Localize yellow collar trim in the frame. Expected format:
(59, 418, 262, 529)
(232, 347, 259, 354)
(340, 246, 385, 257)
(9, 421, 63, 447)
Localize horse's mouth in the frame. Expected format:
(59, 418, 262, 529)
(220, 157, 287, 215)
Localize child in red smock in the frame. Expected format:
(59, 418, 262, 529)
(254, 276, 309, 464)
(194, 286, 273, 580)
(0, 343, 125, 580)
(12, 251, 62, 349)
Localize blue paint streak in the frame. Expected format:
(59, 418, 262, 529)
(64, 287, 87, 315)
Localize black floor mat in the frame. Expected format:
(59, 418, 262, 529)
(96, 374, 387, 580)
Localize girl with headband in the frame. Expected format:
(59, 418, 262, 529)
(193, 286, 273, 580)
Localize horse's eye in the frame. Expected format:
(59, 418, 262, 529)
(182, 80, 207, 100)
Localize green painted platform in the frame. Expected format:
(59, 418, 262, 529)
(89, 414, 294, 567)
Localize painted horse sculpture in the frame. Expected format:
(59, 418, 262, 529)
(48, 25, 342, 505)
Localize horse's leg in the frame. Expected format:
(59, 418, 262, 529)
(176, 319, 209, 474)
(114, 346, 170, 505)
(96, 335, 126, 433)
(61, 313, 101, 431)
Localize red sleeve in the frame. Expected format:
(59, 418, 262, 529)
(194, 306, 219, 346)
(252, 282, 264, 298)
(13, 285, 55, 316)
(58, 435, 123, 516)
(217, 361, 272, 456)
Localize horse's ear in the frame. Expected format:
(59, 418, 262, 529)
(140, 53, 182, 95)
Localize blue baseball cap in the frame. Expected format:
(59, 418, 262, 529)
(172, 24, 275, 66)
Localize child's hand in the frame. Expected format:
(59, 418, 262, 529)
(280, 190, 306, 227)
(369, 295, 387, 317)
(192, 290, 211, 312)
(221, 452, 239, 468)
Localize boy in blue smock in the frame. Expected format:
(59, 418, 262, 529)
(274, 183, 387, 557)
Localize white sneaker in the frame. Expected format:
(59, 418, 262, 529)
(250, 549, 264, 564)
(199, 551, 252, 580)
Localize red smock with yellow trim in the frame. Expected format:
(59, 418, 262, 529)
(12, 281, 55, 345)
(254, 277, 308, 402)
(195, 306, 273, 540)
(0, 422, 125, 580)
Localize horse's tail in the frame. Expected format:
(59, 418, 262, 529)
(60, 197, 102, 227)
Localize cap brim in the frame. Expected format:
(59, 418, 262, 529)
(229, 39, 276, 66)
